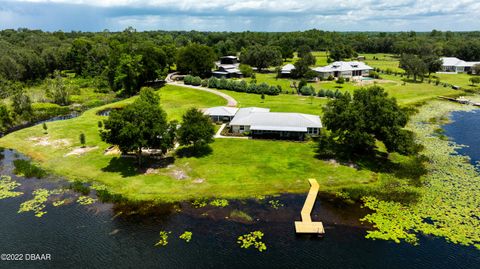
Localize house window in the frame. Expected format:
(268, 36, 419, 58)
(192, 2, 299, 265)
(239, 125, 245, 131)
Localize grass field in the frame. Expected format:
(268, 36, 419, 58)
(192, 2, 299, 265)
(246, 71, 461, 107)
(430, 73, 478, 89)
(0, 84, 380, 201)
(362, 53, 403, 72)
(0, 79, 466, 202)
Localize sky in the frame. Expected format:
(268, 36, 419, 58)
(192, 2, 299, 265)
(0, 0, 479, 32)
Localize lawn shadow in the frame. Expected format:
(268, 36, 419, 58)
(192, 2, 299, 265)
(102, 157, 139, 177)
(176, 145, 213, 158)
(102, 156, 175, 177)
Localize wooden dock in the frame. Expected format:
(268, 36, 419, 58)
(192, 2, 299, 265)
(294, 179, 325, 234)
(439, 96, 480, 106)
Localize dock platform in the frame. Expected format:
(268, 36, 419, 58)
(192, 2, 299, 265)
(294, 178, 325, 234)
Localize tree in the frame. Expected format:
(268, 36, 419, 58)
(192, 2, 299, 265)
(297, 45, 312, 58)
(240, 45, 282, 71)
(470, 77, 480, 85)
(239, 64, 254, 77)
(292, 58, 311, 78)
(322, 86, 419, 156)
(399, 54, 427, 82)
(42, 123, 48, 134)
(46, 71, 70, 106)
(302, 51, 316, 66)
(473, 64, 480, 75)
(177, 108, 215, 150)
(115, 54, 144, 96)
(261, 93, 265, 103)
(422, 55, 442, 75)
(12, 90, 32, 121)
(101, 88, 176, 166)
(176, 43, 216, 77)
(79, 133, 86, 147)
(0, 104, 12, 132)
(330, 45, 355, 61)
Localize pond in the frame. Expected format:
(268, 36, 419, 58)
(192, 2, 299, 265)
(0, 147, 479, 268)
(443, 109, 480, 167)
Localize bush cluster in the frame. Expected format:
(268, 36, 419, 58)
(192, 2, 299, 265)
(317, 89, 344, 99)
(207, 77, 281, 95)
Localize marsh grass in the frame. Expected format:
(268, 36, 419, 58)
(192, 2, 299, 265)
(13, 159, 46, 179)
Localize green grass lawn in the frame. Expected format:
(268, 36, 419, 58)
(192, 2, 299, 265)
(0, 84, 377, 201)
(362, 53, 403, 72)
(245, 72, 461, 107)
(0, 81, 465, 202)
(430, 73, 478, 89)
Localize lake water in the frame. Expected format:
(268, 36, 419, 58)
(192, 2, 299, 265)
(1, 109, 480, 268)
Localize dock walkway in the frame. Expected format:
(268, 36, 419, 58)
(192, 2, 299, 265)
(294, 179, 325, 234)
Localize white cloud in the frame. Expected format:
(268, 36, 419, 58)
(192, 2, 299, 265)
(3, 0, 480, 31)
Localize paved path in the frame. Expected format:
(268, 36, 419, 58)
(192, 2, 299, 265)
(165, 73, 238, 107)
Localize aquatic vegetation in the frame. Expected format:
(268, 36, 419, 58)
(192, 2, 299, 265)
(179, 231, 192, 242)
(268, 199, 284, 209)
(52, 199, 68, 207)
(230, 210, 253, 222)
(0, 175, 23, 199)
(210, 199, 229, 207)
(191, 199, 207, 208)
(13, 159, 46, 178)
(361, 100, 480, 250)
(237, 231, 267, 252)
(18, 189, 57, 217)
(77, 196, 96, 205)
(155, 231, 171, 247)
(69, 180, 90, 195)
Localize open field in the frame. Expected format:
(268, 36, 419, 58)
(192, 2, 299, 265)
(362, 53, 403, 72)
(0, 84, 378, 201)
(245, 71, 461, 106)
(430, 73, 478, 89)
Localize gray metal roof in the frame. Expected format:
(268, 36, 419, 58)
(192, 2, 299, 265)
(441, 57, 480, 67)
(203, 106, 239, 117)
(313, 61, 373, 73)
(230, 107, 322, 131)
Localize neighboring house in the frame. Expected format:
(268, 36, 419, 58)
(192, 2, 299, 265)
(312, 61, 373, 79)
(440, 57, 480, 74)
(203, 106, 239, 122)
(225, 107, 322, 139)
(280, 63, 296, 77)
(212, 56, 243, 78)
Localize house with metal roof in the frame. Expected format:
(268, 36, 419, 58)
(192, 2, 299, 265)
(312, 61, 373, 79)
(212, 56, 243, 78)
(441, 57, 480, 74)
(203, 106, 239, 122)
(228, 107, 322, 139)
(280, 63, 296, 77)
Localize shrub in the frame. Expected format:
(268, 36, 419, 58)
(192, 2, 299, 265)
(327, 75, 335, 81)
(207, 77, 219, 88)
(191, 76, 202, 86)
(317, 89, 326, 97)
(326, 89, 335, 98)
(298, 79, 307, 90)
(218, 78, 228, 89)
(184, 75, 193, 85)
(201, 79, 208, 87)
(336, 76, 345, 84)
(299, 85, 315, 96)
(369, 71, 380, 79)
